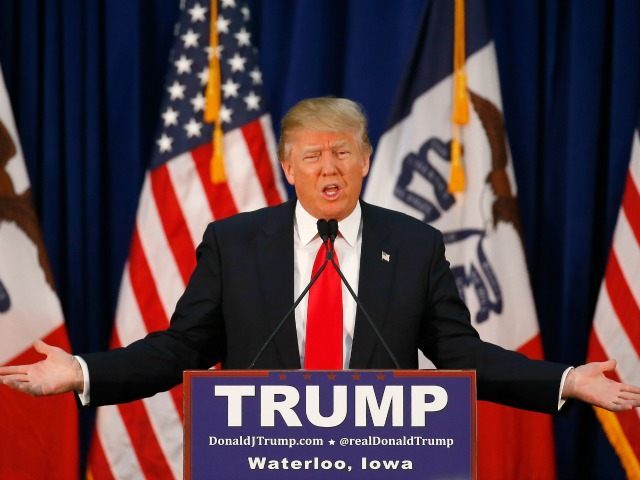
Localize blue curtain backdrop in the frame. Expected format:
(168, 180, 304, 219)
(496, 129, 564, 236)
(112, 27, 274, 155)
(1, 0, 639, 478)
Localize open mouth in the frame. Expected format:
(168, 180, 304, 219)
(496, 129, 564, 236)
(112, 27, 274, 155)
(322, 184, 341, 200)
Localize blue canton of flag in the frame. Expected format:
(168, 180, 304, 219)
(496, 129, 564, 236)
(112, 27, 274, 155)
(153, 0, 267, 169)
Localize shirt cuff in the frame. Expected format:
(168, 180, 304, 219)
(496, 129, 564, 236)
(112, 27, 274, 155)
(558, 366, 574, 410)
(74, 355, 91, 406)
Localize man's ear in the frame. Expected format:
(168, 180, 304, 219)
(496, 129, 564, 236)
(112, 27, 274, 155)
(361, 153, 371, 178)
(281, 159, 295, 186)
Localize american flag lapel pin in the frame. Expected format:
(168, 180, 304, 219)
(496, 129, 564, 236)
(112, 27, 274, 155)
(381, 251, 391, 262)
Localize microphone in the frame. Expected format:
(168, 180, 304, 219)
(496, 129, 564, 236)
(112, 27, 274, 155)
(325, 220, 402, 369)
(327, 219, 338, 243)
(247, 220, 333, 369)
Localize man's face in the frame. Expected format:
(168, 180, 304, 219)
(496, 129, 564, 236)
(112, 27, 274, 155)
(282, 128, 370, 221)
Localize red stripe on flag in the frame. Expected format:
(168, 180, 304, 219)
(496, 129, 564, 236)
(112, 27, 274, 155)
(587, 334, 640, 459)
(126, 248, 184, 417)
(150, 165, 197, 284)
(622, 173, 640, 246)
(171, 384, 185, 422)
(87, 433, 116, 480)
(587, 329, 607, 363)
(517, 334, 545, 360)
(129, 229, 169, 331)
(192, 143, 238, 220)
(604, 252, 640, 355)
(110, 333, 177, 479)
(241, 119, 283, 206)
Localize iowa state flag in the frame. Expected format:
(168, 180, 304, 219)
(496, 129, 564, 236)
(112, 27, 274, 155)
(364, 1, 556, 478)
(587, 115, 640, 478)
(0, 66, 79, 478)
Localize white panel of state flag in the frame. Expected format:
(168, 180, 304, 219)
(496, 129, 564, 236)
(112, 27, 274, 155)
(0, 69, 65, 365)
(365, 44, 538, 365)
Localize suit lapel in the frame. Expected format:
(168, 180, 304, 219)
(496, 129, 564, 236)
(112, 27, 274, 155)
(256, 200, 301, 368)
(349, 202, 396, 368)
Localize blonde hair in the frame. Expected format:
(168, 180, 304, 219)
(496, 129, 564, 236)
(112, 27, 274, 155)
(278, 97, 372, 161)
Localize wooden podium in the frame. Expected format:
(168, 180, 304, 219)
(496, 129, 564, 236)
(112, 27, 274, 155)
(184, 370, 476, 479)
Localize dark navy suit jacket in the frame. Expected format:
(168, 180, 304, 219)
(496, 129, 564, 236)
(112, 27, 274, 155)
(84, 200, 568, 412)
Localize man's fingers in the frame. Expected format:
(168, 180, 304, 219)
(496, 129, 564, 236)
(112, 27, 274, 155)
(2, 373, 30, 385)
(33, 340, 54, 356)
(611, 400, 638, 411)
(0, 365, 29, 376)
(597, 359, 617, 373)
(4, 379, 40, 396)
(621, 384, 640, 394)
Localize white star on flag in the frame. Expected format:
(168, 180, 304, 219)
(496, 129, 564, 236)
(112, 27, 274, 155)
(197, 66, 209, 85)
(156, 133, 173, 152)
(228, 53, 246, 72)
(188, 2, 207, 22)
(219, 105, 233, 123)
(181, 29, 200, 48)
(162, 107, 179, 126)
(217, 15, 231, 34)
(222, 78, 240, 98)
(244, 91, 260, 111)
(235, 28, 251, 47)
(184, 118, 203, 138)
(174, 55, 193, 74)
(190, 92, 206, 112)
(249, 67, 262, 85)
(221, 0, 236, 8)
(167, 81, 186, 100)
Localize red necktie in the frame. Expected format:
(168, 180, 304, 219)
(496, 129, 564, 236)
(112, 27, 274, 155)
(304, 242, 343, 369)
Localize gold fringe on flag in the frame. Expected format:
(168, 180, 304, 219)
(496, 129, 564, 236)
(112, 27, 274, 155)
(449, 0, 468, 193)
(593, 407, 640, 479)
(204, 0, 226, 183)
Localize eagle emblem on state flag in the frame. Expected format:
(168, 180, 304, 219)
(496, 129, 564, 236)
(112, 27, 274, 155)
(0, 120, 56, 313)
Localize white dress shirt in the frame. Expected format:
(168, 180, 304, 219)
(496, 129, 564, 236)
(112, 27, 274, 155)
(293, 201, 362, 369)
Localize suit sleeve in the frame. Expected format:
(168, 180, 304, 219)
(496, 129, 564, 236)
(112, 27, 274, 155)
(81, 223, 227, 406)
(419, 231, 568, 414)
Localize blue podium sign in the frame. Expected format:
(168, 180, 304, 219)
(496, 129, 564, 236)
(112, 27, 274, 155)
(184, 370, 476, 479)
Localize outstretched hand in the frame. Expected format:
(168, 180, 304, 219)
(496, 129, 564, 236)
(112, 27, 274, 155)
(562, 359, 640, 412)
(0, 340, 83, 396)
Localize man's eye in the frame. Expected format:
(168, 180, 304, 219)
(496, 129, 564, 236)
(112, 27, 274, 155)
(303, 154, 319, 161)
(337, 150, 350, 158)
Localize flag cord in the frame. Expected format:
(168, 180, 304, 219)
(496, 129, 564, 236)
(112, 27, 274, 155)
(450, 0, 468, 193)
(205, 0, 226, 183)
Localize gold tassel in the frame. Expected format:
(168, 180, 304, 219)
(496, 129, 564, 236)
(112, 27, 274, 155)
(211, 123, 225, 183)
(452, 70, 469, 125)
(450, 0, 467, 192)
(593, 407, 640, 479)
(204, 0, 226, 183)
(449, 135, 465, 193)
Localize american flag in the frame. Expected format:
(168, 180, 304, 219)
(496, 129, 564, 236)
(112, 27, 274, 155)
(87, 1, 285, 478)
(587, 118, 640, 478)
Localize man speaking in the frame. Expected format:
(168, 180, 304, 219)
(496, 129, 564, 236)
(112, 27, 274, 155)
(1, 97, 639, 414)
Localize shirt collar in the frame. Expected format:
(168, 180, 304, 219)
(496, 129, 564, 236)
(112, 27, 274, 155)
(295, 201, 362, 247)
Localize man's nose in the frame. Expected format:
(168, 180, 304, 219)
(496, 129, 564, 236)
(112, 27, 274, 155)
(319, 152, 338, 175)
